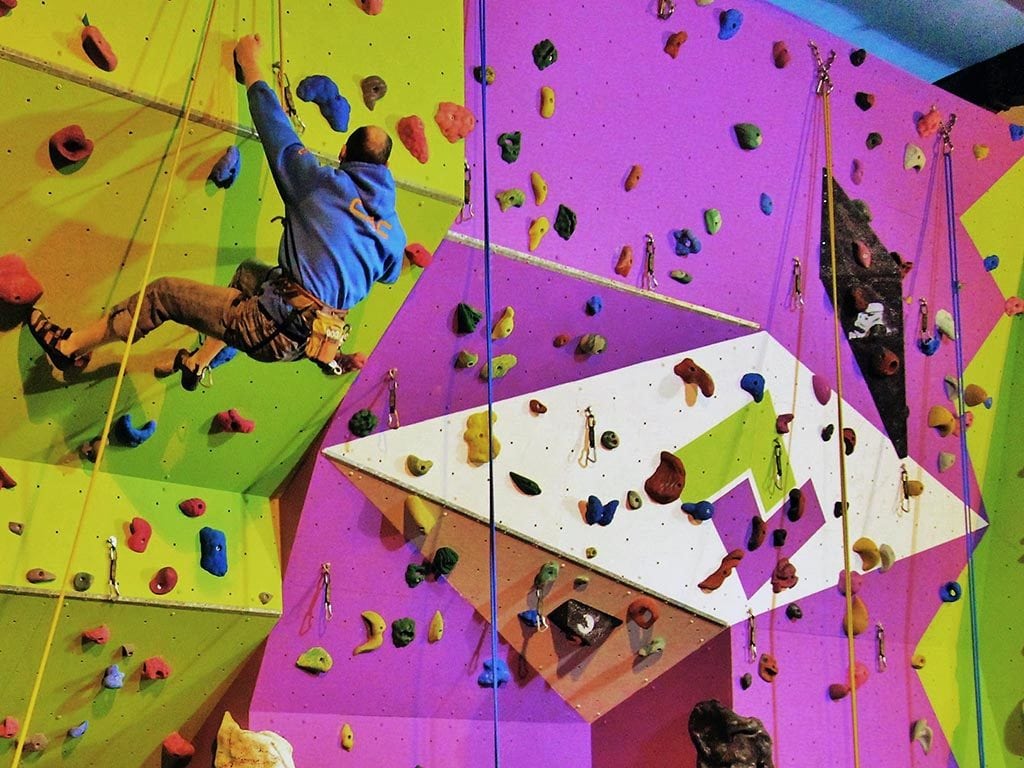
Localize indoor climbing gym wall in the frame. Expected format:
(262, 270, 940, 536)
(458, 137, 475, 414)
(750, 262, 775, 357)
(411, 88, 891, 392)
(0, 0, 1022, 767)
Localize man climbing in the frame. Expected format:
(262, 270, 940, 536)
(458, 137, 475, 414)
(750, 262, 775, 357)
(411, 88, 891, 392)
(28, 33, 406, 389)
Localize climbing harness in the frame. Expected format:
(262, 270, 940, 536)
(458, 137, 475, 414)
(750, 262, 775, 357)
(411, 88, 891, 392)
(321, 562, 333, 621)
(642, 233, 658, 291)
(657, 0, 676, 20)
(875, 622, 887, 672)
(107, 536, 121, 598)
(746, 609, 757, 662)
(581, 407, 598, 467)
(789, 257, 805, 309)
(387, 368, 401, 429)
(456, 161, 475, 223)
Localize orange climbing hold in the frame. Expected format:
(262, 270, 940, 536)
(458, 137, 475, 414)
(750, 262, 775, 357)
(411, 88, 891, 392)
(842, 595, 869, 636)
(624, 164, 642, 191)
(405, 243, 433, 268)
(615, 245, 633, 277)
(698, 549, 744, 592)
(434, 102, 476, 143)
(81, 22, 118, 72)
(664, 31, 687, 59)
(162, 732, 195, 759)
(396, 115, 429, 164)
(916, 106, 941, 138)
(0, 253, 43, 306)
(627, 597, 660, 628)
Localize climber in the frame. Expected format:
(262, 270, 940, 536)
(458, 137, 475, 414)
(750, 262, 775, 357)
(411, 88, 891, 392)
(27, 33, 406, 389)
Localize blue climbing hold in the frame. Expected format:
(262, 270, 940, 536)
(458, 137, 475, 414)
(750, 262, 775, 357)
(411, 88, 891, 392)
(1010, 124, 1024, 142)
(210, 345, 238, 369)
(199, 527, 228, 577)
(939, 580, 961, 602)
(102, 665, 124, 689)
(673, 228, 702, 256)
(518, 609, 543, 628)
(585, 295, 603, 316)
(296, 75, 351, 132)
(682, 500, 715, 521)
(585, 495, 619, 526)
(718, 9, 744, 40)
(740, 372, 765, 403)
(67, 721, 89, 739)
(759, 192, 773, 215)
(209, 146, 241, 189)
(114, 413, 157, 448)
(983, 254, 999, 271)
(478, 657, 511, 687)
(917, 336, 940, 356)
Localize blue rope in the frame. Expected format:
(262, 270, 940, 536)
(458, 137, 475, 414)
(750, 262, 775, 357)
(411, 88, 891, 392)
(475, 0, 502, 765)
(942, 138, 986, 768)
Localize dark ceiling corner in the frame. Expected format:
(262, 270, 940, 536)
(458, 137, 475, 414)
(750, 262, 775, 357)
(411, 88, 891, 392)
(935, 43, 1024, 113)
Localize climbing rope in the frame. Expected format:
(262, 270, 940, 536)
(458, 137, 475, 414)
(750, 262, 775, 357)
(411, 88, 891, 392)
(476, 0, 502, 765)
(9, 3, 220, 765)
(810, 40, 862, 768)
(939, 115, 987, 768)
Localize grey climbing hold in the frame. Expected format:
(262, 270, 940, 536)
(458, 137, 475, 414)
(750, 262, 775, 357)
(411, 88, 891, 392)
(73, 572, 93, 592)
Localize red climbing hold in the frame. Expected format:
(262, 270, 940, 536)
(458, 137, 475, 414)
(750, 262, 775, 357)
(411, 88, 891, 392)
(142, 656, 172, 680)
(0, 716, 19, 739)
(358, 0, 383, 14)
(615, 245, 633, 277)
(49, 124, 94, 170)
(434, 102, 476, 143)
(405, 243, 433, 268)
(127, 516, 152, 553)
(0, 0, 17, 18)
(0, 254, 43, 306)
(213, 409, 255, 433)
(397, 115, 429, 164)
(149, 566, 178, 595)
(179, 497, 206, 517)
(771, 557, 798, 592)
(664, 31, 687, 59)
(81, 23, 118, 72)
(698, 549, 744, 592)
(82, 625, 110, 644)
(162, 732, 195, 759)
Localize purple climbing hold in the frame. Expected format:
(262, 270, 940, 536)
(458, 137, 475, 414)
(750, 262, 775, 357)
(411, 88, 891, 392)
(740, 372, 765, 402)
(718, 9, 743, 40)
(209, 146, 241, 189)
(296, 75, 351, 132)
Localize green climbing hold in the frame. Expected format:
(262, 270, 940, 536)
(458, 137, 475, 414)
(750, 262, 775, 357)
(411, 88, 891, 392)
(554, 204, 577, 240)
(405, 563, 429, 587)
(432, 546, 460, 576)
(576, 334, 606, 356)
(296, 646, 333, 673)
(638, 637, 666, 657)
(535, 560, 559, 587)
(455, 302, 483, 334)
(532, 39, 558, 70)
(497, 132, 522, 163)
(573, 575, 590, 588)
(348, 409, 377, 437)
(704, 208, 722, 235)
(455, 349, 479, 368)
(496, 188, 526, 212)
(480, 353, 518, 380)
(392, 617, 416, 648)
(509, 471, 542, 496)
(669, 270, 693, 284)
(733, 123, 762, 150)
(866, 132, 883, 149)
(627, 490, 643, 509)
(406, 455, 433, 476)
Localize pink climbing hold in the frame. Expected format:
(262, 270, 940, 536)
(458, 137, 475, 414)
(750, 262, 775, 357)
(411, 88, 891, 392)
(126, 516, 152, 553)
(397, 115, 429, 164)
(851, 158, 864, 185)
(179, 497, 206, 517)
(0, 254, 43, 306)
(405, 243, 433, 268)
(142, 656, 172, 680)
(82, 625, 110, 644)
(837, 569, 863, 595)
(213, 409, 255, 433)
(775, 414, 794, 434)
(358, 0, 383, 14)
(828, 661, 868, 700)
(0, 716, 19, 738)
(1005, 296, 1023, 317)
(149, 566, 178, 595)
(434, 102, 476, 143)
(812, 374, 831, 405)
(853, 240, 871, 268)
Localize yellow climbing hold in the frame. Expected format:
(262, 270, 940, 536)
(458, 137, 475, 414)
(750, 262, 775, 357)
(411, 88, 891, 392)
(530, 171, 548, 205)
(429, 610, 445, 643)
(904, 143, 926, 172)
(911, 653, 926, 669)
(354, 610, 387, 654)
(404, 495, 438, 536)
(852, 537, 880, 570)
(842, 595, 869, 636)
(464, 411, 501, 465)
(340, 723, 354, 752)
(972, 144, 989, 160)
(492, 306, 515, 339)
(529, 217, 550, 251)
(540, 85, 555, 118)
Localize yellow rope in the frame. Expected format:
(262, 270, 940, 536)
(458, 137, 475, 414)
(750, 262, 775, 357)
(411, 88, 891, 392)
(817, 48, 862, 768)
(10, 2, 220, 764)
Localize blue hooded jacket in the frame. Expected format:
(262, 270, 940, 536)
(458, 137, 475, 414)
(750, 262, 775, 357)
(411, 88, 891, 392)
(247, 82, 406, 323)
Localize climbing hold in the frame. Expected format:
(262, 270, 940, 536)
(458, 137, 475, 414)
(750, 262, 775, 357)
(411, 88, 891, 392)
(585, 546, 598, 559)
(142, 656, 172, 680)
(496, 188, 526, 211)
(73, 572, 93, 591)
(645, 451, 686, 504)
(904, 143, 926, 172)
(23, 733, 47, 753)
(785, 603, 803, 621)
(842, 595, 870, 637)
(673, 228, 702, 255)
(627, 597, 660, 629)
(532, 39, 558, 69)
(405, 243, 433, 268)
(213, 408, 255, 433)
(26, 568, 55, 584)
(518, 609, 543, 628)
(472, 65, 495, 85)
(759, 192, 773, 215)
(973, 143, 989, 159)
(480, 353, 517, 380)
(125, 516, 152, 553)
(812, 374, 831, 405)
(935, 308, 956, 339)
(205, 145, 243, 190)
(717, 9, 743, 39)
(740, 372, 765, 403)
(853, 239, 872, 268)
(528, 217, 550, 251)
(535, 561, 560, 587)
(0, 0, 15, 17)
(431, 546, 459, 577)
(1006, 296, 1024, 316)
(296, 646, 333, 673)
(626, 490, 643, 510)
(771, 558, 798, 593)
(850, 48, 867, 66)
(478, 658, 511, 687)
(554, 204, 577, 240)
(392, 617, 416, 648)
(114, 413, 157, 447)
(939, 581, 961, 602)
(0, 254, 42, 307)
(530, 171, 548, 204)
(259, 592, 272, 605)
(983, 254, 999, 271)
(492, 306, 515, 339)
(358, 0, 383, 14)
(585, 295, 603, 316)
(928, 405, 957, 437)
(665, 31, 687, 58)
(758, 653, 779, 682)
(638, 637, 666, 657)
(396, 116, 429, 164)
(214, 712, 294, 767)
(740, 673, 753, 690)
(339, 723, 354, 752)
(775, 413, 794, 434)
(405, 563, 428, 587)
(615, 245, 633, 276)
(539, 85, 555, 118)
(585, 495, 619, 526)
(406, 455, 433, 476)
(600, 430, 619, 449)
(81, 21, 118, 72)
(916, 106, 941, 138)
(553, 333, 571, 347)
(733, 123, 762, 150)
(7, 521, 22, 536)
(866, 132, 883, 149)
(871, 345, 900, 377)
(786, 488, 804, 522)
(747, 516, 766, 550)
(199, 526, 228, 577)
(879, 543, 896, 572)
(529, 399, 547, 414)
(851, 158, 864, 185)
(772, 529, 787, 547)
(360, 75, 387, 110)
(842, 427, 857, 455)
(698, 549, 744, 592)
(82, 625, 110, 644)
(852, 537, 880, 570)
(669, 270, 693, 284)
(828, 662, 869, 700)
(912, 719, 933, 754)
(919, 335, 940, 356)
(854, 92, 875, 111)
(938, 451, 955, 472)
(573, 575, 590, 589)
(149, 566, 178, 595)
(179, 497, 206, 517)
(1011, 124, 1024, 141)
(465, 411, 500, 464)
(837, 570, 863, 596)
(682, 500, 715, 521)
(576, 333, 607, 356)
(428, 610, 444, 643)
(102, 664, 125, 689)
(67, 721, 89, 739)
(348, 408, 377, 437)
(497, 131, 522, 163)
(772, 40, 790, 68)
(674, 357, 715, 400)
(0, 717, 18, 739)
(911, 654, 926, 669)
(704, 208, 722, 235)
(354, 611, 387, 654)
(434, 102, 476, 142)
(405, 495, 437, 536)
(455, 302, 483, 334)
(964, 383, 992, 408)
(49, 124, 94, 169)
